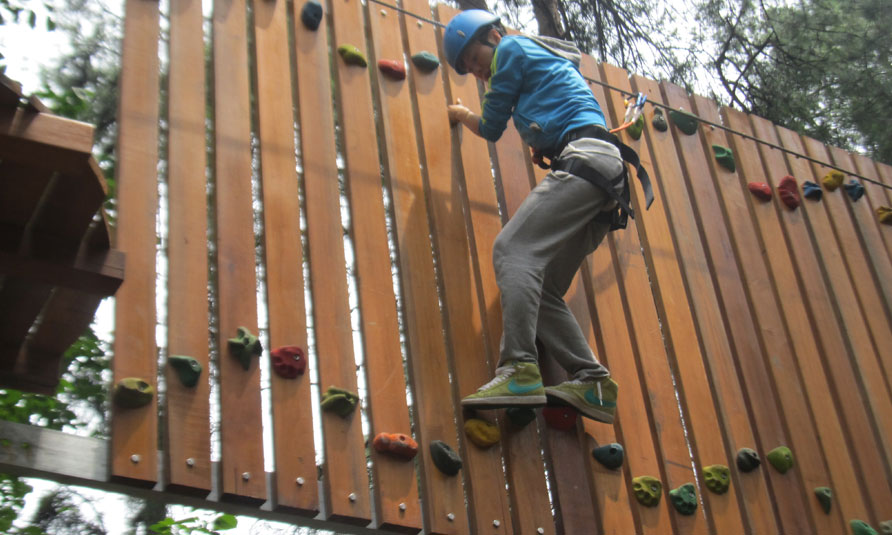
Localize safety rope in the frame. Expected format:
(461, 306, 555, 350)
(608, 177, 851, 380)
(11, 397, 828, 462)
(364, 0, 892, 191)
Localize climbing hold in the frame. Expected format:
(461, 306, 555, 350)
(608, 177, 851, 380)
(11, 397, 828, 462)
(378, 59, 406, 81)
(300, 0, 323, 31)
(703, 464, 731, 494)
(271, 345, 307, 379)
(879, 520, 892, 534)
(373, 432, 418, 460)
(627, 114, 645, 141)
(814, 487, 832, 514)
(736, 447, 761, 472)
(631, 475, 662, 507)
(878, 206, 892, 225)
(850, 519, 878, 535)
(777, 175, 801, 210)
(669, 483, 698, 515)
(543, 406, 576, 431)
(411, 51, 440, 73)
(712, 144, 735, 172)
(228, 326, 262, 370)
(748, 182, 773, 201)
(802, 181, 823, 200)
(430, 440, 462, 476)
(669, 109, 699, 135)
(767, 446, 794, 473)
(168, 355, 202, 388)
(320, 386, 359, 418)
(844, 179, 865, 202)
(464, 418, 501, 448)
(113, 378, 154, 409)
(651, 108, 668, 132)
(592, 443, 624, 470)
(337, 44, 368, 68)
(506, 407, 536, 427)
(821, 170, 845, 191)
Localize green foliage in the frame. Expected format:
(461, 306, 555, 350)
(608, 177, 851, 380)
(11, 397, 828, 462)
(0, 474, 46, 535)
(149, 513, 238, 535)
(0, 0, 55, 30)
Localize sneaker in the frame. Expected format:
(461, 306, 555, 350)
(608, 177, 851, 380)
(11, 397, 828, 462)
(461, 362, 546, 408)
(545, 377, 617, 423)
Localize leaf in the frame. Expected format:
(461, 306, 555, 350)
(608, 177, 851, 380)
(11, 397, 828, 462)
(212, 513, 238, 530)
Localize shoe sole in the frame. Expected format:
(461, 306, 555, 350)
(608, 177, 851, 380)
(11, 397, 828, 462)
(461, 394, 546, 409)
(545, 389, 615, 424)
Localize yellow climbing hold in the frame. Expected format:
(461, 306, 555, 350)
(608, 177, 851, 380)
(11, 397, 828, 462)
(876, 206, 892, 225)
(464, 418, 501, 448)
(821, 170, 845, 191)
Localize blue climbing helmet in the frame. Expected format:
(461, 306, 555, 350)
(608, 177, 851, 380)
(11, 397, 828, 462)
(443, 9, 500, 75)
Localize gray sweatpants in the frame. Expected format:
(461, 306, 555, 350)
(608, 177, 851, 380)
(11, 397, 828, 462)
(493, 137, 625, 381)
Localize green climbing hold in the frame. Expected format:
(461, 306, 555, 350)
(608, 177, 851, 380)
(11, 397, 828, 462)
(506, 407, 536, 427)
(712, 144, 735, 172)
(627, 114, 645, 141)
(703, 464, 731, 494)
(651, 108, 668, 132)
(592, 443, 624, 470)
(430, 440, 462, 476)
(878, 520, 892, 534)
(850, 519, 878, 535)
(113, 378, 154, 409)
(464, 418, 500, 448)
(821, 170, 845, 191)
(814, 487, 832, 514)
(669, 109, 699, 135)
(411, 51, 440, 73)
(169, 355, 202, 388)
(300, 0, 323, 31)
(767, 446, 794, 473)
(669, 483, 698, 515)
(632, 475, 662, 507)
(228, 326, 262, 370)
(337, 44, 368, 68)
(844, 179, 865, 202)
(320, 386, 359, 418)
(736, 447, 761, 472)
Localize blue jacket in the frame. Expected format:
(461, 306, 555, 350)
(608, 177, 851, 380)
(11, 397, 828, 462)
(478, 35, 607, 151)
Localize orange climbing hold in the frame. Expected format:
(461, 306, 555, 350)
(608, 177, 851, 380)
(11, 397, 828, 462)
(748, 182, 772, 201)
(373, 432, 418, 460)
(377, 59, 406, 81)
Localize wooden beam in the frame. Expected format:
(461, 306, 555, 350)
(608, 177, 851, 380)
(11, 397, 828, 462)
(0, 108, 95, 171)
(0, 247, 124, 296)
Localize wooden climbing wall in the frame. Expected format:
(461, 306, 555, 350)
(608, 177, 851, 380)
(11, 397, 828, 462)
(109, 0, 892, 532)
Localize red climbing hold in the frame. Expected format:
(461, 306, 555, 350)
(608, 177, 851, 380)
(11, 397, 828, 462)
(747, 182, 772, 201)
(777, 176, 800, 210)
(373, 432, 418, 460)
(377, 59, 406, 81)
(543, 406, 577, 431)
(271, 346, 307, 379)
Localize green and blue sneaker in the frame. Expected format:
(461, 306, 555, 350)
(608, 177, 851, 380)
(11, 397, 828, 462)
(546, 377, 618, 423)
(461, 361, 546, 408)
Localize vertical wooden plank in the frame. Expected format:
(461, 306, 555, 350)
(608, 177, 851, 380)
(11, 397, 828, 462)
(664, 83, 830, 535)
(211, 0, 265, 502)
(402, 3, 511, 534)
(110, 0, 160, 485)
(600, 63, 750, 534)
(326, 0, 421, 529)
(165, 0, 211, 494)
(254, 0, 318, 516)
(854, 156, 892, 264)
(716, 106, 875, 524)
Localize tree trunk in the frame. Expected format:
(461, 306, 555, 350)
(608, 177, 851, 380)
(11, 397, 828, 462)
(531, 0, 565, 37)
(454, 0, 489, 11)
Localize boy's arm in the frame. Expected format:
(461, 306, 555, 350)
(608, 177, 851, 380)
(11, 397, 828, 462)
(448, 101, 482, 137)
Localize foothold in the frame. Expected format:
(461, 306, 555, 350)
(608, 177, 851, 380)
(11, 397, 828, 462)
(300, 0, 323, 31)
(767, 445, 794, 473)
(373, 432, 418, 460)
(651, 108, 668, 132)
(113, 378, 154, 408)
(377, 59, 406, 81)
(821, 170, 845, 191)
(669, 108, 699, 135)
(748, 182, 773, 201)
(879, 520, 892, 534)
(320, 386, 359, 418)
(814, 486, 832, 514)
(736, 447, 761, 472)
(712, 144, 735, 172)
(430, 440, 462, 476)
(506, 407, 536, 428)
(228, 326, 262, 370)
(168, 355, 202, 387)
(271, 345, 307, 379)
(411, 51, 440, 73)
(776, 175, 801, 209)
(631, 475, 662, 507)
(802, 180, 823, 200)
(850, 519, 879, 535)
(703, 465, 731, 494)
(877, 206, 892, 225)
(543, 406, 576, 431)
(464, 418, 501, 448)
(627, 114, 645, 141)
(592, 443, 624, 470)
(337, 44, 368, 67)
(669, 483, 698, 515)
(844, 179, 865, 202)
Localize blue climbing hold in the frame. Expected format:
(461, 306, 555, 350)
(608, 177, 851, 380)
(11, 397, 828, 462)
(844, 179, 865, 202)
(802, 181, 823, 200)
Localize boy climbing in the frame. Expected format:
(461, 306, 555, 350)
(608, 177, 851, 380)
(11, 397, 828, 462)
(444, 9, 653, 424)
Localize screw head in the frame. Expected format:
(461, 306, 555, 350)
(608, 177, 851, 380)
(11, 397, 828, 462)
(493, 519, 501, 527)
(130, 454, 141, 464)
(447, 513, 455, 521)
(241, 472, 251, 481)
(537, 528, 545, 534)
(296, 477, 305, 486)
(380, 9, 386, 15)
(417, 20, 423, 27)
(399, 502, 407, 511)
(348, 492, 357, 502)
(186, 458, 195, 467)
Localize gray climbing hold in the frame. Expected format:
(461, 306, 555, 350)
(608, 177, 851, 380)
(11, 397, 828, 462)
(592, 443, 624, 470)
(169, 355, 202, 387)
(670, 483, 698, 515)
(814, 487, 832, 514)
(736, 447, 761, 472)
(506, 407, 536, 428)
(651, 108, 668, 132)
(878, 520, 892, 534)
(300, 0, 323, 31)
(430, 440, 462, 476)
